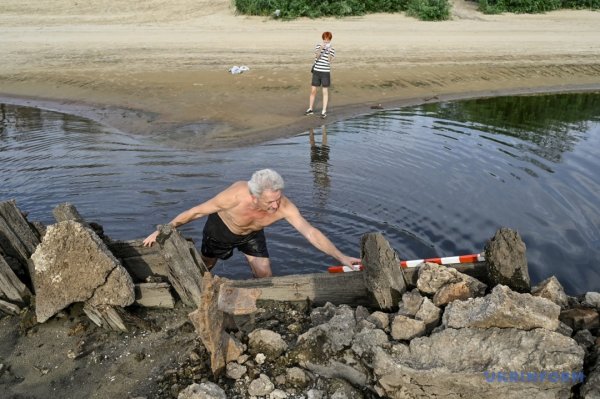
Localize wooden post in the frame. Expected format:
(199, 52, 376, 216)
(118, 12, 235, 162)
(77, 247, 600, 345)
(108, 240, 169, 281)
(0, 256, 31, 304)
(134, 283, 175, 308)
(0, 200, 40, 287)
(157, 224, 208, 307)
(360, 232, 407, 311)
(188, 273, 244, 376)
(230, 271, 374, 307)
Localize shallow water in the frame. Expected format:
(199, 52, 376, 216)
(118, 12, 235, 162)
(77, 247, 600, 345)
(1, 94, 599, 294)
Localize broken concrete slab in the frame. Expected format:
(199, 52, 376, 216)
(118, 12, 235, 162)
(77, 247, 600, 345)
(31, 220, 134, 323)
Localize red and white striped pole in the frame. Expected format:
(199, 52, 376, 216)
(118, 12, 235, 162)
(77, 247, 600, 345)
(327, 253, 485, 273)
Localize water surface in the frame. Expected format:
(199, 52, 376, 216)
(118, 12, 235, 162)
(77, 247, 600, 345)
(1, 94, 599, 294)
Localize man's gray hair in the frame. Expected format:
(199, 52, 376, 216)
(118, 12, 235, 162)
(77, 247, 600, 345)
(248, 169, 285, 197)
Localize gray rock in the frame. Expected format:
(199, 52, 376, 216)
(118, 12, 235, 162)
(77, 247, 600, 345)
(560, 307, 600, 331)
(373, 327, 584, 399)
(556, 321, 574, 337)
(306, 389, 325, 399)
(296, 305, 356, 359)
(366, 311, 389, 330)
(247, 329, 287, 358)
(417, 262, 461, 293)
(327, 377, 364, 399)
(32, 221, 134, 323)
(573, 329, 595, 350)
(351, 327, 389, 358)
(531, 276, 569, 309)
(484, 228, 530, 292)
(310, 302, 337, 326)
(390, 315, 426, 341)
(285, 367, 310, 389)
(414, 297, 441, 331)
(443, 284, 560, 331)
(304, 358, 369, 388)
(268, 389, 288, 399)
(248, 374, 274, 397)
(354, 305, 370, 322)
(581, 350, 600, 399)
(583, 291, 600, 309)
(355, 319, 376, 333)
(177, 382, 227, 399)
(397, 288, 423, 317)
(225, 362, 246, 380)
(433, 278, 487, 307)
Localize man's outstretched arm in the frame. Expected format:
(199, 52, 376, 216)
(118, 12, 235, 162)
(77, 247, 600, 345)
(142, 182, 241, 246)
(284, 200, 360, 267)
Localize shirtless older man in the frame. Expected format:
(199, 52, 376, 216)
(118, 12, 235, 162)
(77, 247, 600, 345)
(143, 169, 360, 277)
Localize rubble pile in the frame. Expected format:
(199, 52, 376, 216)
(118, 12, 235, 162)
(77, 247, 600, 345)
(0, 200, 598, 398)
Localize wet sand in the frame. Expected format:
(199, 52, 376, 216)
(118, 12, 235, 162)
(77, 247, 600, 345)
(1, 1, 600, 148)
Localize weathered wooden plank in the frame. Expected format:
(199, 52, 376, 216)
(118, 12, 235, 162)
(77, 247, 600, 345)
(0, 255, 31, 303)
(83, 303, 128, 332)
(157, 225, 207, 307)
(229, 262, 489, 308)
(230, 272, 375, 307)
(0, 200, 41, 254)
(107, 240, 169, 281)
(134, 283, 175, 308)
(0, 200, 40, 286)
(361, 232, 407, 310)
(108, 239, 163, 258)
(0, 298, 21, 315)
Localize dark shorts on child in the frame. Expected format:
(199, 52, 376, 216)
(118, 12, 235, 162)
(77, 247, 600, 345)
(201, 213, 269, 260)
(312, 71, 331, 88)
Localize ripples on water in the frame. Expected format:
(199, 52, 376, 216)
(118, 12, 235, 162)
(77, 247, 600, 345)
(1, 94, 599, 294)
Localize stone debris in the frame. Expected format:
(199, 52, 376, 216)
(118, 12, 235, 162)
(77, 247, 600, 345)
(0, 200, 598, 398)
(443, 284, 561, 330)
(484, 227, 530, 292)
(31, 220, 134, 323)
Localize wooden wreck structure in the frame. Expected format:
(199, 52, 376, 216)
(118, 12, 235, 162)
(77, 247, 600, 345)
(0, 199, 490, 332)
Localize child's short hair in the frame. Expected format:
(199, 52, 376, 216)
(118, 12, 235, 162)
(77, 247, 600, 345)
(322, 31, 333, 41)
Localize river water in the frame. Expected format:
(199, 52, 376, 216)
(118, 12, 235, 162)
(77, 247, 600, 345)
(1, 93, 599, 294)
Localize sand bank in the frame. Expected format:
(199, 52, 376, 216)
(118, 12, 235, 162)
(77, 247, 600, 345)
(1, 0, 600, 148)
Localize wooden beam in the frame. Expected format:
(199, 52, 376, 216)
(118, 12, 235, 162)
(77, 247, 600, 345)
(229, 262, 489, 308)
(0, 200, 40, 283)
(134, 283, 175, 308)
(83, 303, 128, 332)
(230, 272, 374, 307)
(108, 240, 169, 281)
(0, 255, 31, 304)
(157, 224, 208, 307)
(0, 298, 21, 315)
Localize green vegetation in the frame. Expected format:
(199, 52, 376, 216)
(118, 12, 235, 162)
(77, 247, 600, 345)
(234, 0, 451, 21)
(477, 0, 599, 14)
(234, 0, 599, 19)
(407, 0, 451, 20)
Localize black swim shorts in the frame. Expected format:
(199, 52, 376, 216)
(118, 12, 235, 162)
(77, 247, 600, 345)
(312, 71, 331, 88)
(201, 213, 269, 260)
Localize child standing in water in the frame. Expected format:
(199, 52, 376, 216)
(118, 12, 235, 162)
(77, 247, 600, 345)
(305, 32, 335, 119)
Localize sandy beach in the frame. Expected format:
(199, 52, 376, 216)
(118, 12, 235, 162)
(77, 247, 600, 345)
(1, 3, 600, 398)
(1, 0, 600, 148)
